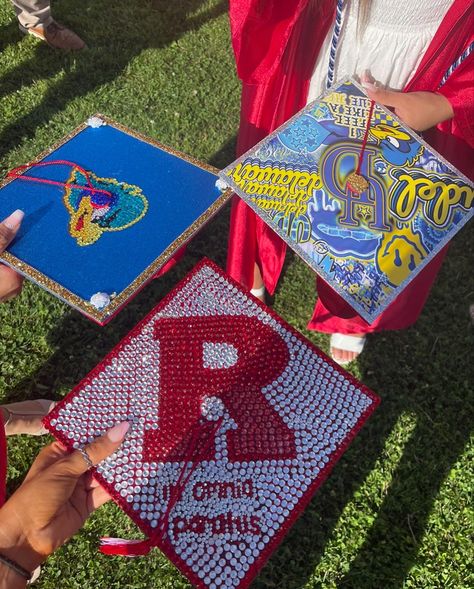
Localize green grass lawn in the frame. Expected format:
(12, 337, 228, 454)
(1, 1, 473, 587)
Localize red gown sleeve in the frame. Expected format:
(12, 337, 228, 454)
(437, 52, 474, 149)
(0, 423, 6, 506)
(229, 0, 310, 84)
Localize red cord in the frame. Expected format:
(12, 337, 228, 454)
(7, 159, 112, 198)
(356, 99, 375, 175)
(155, 417, 224, 539)
(100, 416, 224, 556)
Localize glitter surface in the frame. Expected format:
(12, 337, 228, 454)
(45, 259, 380, 589)
(0, 115, 231, 325)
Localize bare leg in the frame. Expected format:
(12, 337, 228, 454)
(253, 263, 264, 289)
(251, 263, 265, 301)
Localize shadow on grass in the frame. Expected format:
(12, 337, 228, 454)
(251, 229, 474, 589)
(209, 134, 238, 170)
(0, 0, 227, 155)
(0, 19, 20, 52)
(4, 227, 472, 587)
(334, 230, 474, 589)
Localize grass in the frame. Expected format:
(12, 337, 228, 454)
(0, 1, 473, 587)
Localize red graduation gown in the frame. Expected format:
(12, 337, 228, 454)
(227, 0, 474, 334)
(0, 424, 6, 506)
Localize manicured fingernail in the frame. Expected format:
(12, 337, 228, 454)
(3, 209, 24, 230)
(107, 421, 130, 442)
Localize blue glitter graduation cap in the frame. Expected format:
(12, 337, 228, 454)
(0, 115, 230, 324)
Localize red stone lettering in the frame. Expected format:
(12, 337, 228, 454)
(143, 316, 296, 463)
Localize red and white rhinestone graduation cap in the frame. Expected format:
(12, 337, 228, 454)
(44, 259, 379, 589)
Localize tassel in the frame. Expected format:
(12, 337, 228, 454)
(6, 159, 112, 199)
(346, 171, 369, 194)
(99, 418, 224, 558)
(346, 99, 375, 195)
(99, 537, 152, 557)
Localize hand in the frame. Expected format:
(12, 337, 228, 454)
(361, 71, 454, 132)
(0, 421, 130, 587)
(0, 210, 24, 302)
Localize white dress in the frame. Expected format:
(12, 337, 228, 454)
(308, 0, 453, 101)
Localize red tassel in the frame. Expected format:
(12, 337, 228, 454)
(99, 419, 224, 558)
(6, 159, 112, 199)
(99, 538, 152, 557)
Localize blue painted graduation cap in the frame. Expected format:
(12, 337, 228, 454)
(220, 78, 473, 323)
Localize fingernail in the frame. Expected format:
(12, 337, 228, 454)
(3, 209, 24, 230)
(107, 421, 130, 442)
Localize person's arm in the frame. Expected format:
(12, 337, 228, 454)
(0, 529, 38, 589)
(361, 72, 454, 132)
(0, 422, 129, 588)
(0, 209, 24, 302)
(435, 54, 474, 147)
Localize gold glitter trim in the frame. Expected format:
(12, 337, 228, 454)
(0, 115, 231, 324)
(0, 250, 103, 321)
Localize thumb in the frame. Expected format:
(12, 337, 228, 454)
(0, 209, 24, 253)
(63, 421, 130, 476)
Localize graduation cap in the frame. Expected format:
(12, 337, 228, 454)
(0, 116, 230, 324)
(219, 78, 473, 323)
(44, 259, 379, 589)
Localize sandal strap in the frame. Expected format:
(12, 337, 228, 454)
(250, 285, 265, 297)
(330, 333, 366, 354)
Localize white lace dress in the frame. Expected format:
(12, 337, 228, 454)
(308, 0, 453, 101)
